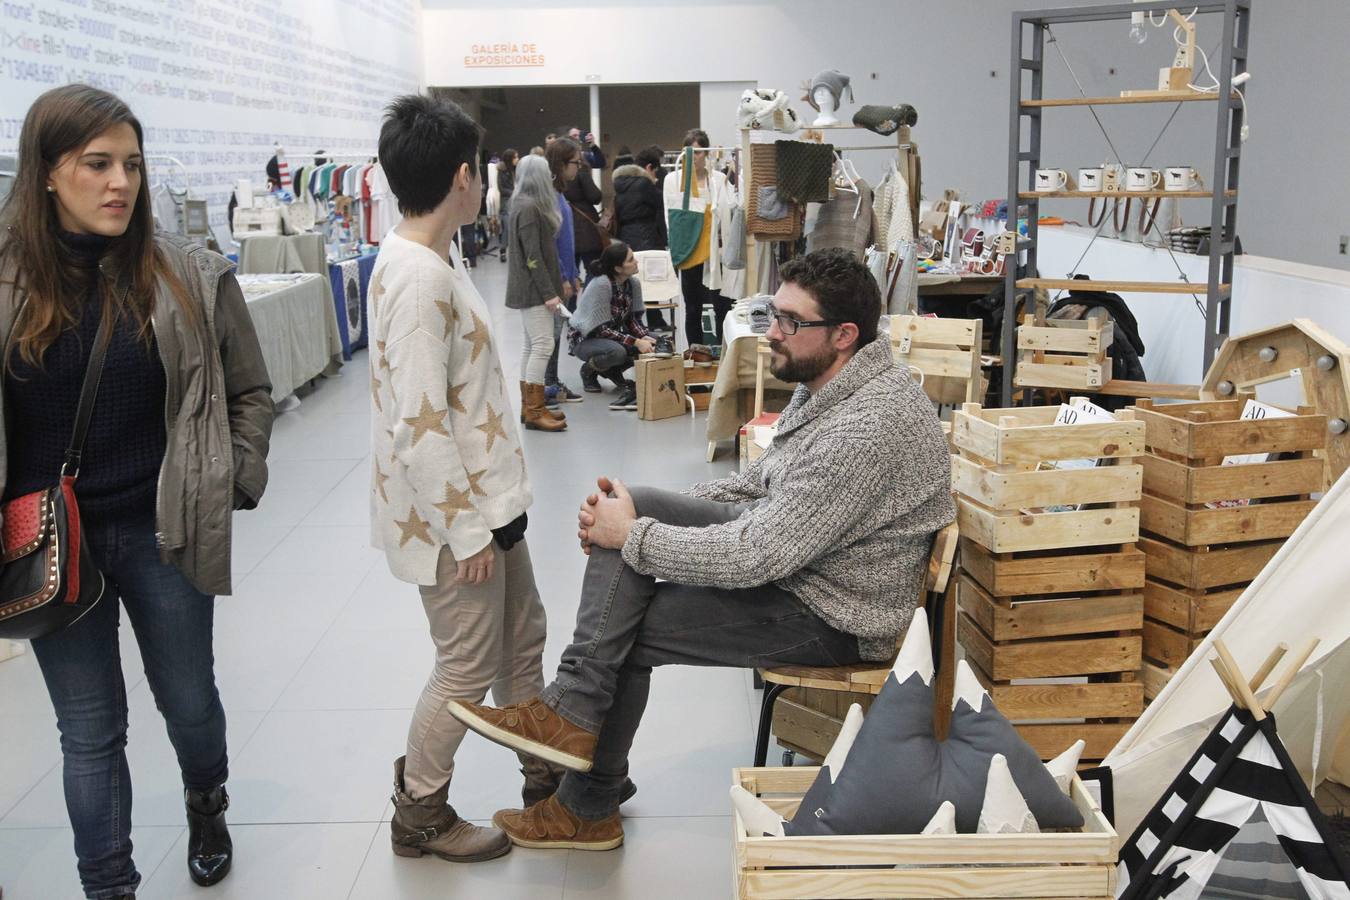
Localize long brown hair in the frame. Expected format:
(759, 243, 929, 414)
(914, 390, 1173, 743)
(1, 84, 191, 370)
(545, 137, 580, 192)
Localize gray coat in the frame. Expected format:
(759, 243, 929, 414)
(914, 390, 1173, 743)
(504, 202, 564, 309)
(622, 337, 954, 660)
(0, 233, 274, 596)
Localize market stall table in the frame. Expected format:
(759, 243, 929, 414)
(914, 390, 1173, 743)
(704, 312, 795, 460)
(237, 273, 343, 403)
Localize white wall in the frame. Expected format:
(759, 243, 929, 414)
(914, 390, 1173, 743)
(1, 0, 422, 246)
(421, 0, 1350, 271)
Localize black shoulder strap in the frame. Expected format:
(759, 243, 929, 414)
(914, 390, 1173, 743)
(60, 309, 116, 479)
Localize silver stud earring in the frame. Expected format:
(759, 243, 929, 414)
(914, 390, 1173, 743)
(46, 185, 55, 193)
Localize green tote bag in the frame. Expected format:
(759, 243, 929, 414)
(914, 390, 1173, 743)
(667, 147, 706, 268)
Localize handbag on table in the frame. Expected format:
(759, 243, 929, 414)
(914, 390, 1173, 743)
(0, 311, 113, 639)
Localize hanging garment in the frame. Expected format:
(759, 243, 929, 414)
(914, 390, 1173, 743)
(774, 140, 834, 204)
(883, 162, 915, 247)
(807, 177, 877, 259)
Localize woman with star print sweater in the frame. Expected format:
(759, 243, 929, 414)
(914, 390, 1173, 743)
(366, 95, 558, 865)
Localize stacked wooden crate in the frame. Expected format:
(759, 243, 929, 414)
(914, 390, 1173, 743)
(1128, 398, 1326, 699)
(1014, 315, 1113, 391)
(952, 402, 1146, 763)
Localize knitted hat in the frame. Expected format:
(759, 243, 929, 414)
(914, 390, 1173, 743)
(852, 104, 919, 136)
(803, 69, 854, 112)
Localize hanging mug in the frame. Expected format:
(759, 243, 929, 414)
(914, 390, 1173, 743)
(1126, 167, 1162, 192)
(1164, 166, 1204, 192)
(1078, 168, 1104, 191)
(1034, 168, 1070, 192)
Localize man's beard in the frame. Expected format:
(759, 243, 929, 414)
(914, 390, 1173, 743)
(769, 341, 837, 384)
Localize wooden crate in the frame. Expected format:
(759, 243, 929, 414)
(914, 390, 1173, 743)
(1129, 398, 1324, 697)
(1015, 316, 1114, 391)
(951, 403, 1143, 554)
(733, 767, 1118, 900)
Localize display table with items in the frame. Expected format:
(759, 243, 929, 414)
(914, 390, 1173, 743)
(328, 252, 376, 358)
(704, 312, 794, 458)
(237, 232, 327, 277)
(236, 273, 343, 402)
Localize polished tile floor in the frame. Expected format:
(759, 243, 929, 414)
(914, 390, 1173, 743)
(0, 254, 759, 899)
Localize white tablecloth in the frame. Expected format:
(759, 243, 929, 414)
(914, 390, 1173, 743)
(238, 273, 343, 402)
(705, 312, 796, 444)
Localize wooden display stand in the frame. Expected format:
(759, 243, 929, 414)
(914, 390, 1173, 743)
(1014, 315, 1114, 391)
(890, 314, 985, 406)
(1126, 398, 1326, 700)
(952, 402, 1145, 762)
(732, 767, 1118, 900)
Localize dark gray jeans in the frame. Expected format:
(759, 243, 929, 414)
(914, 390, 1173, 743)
(540, 486, 861, 819)
(574, 337, 632, 373)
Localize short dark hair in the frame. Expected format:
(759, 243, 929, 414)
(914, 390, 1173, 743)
(682, 128, 710, 148)
(377, 94, 482, 216)
(635, 144, 663, 170)
(779, 248, 881, 348)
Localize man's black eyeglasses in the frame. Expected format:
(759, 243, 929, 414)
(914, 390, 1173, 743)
(769, 309, 843, 336)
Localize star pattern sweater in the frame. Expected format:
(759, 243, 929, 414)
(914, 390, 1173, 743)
(368, 230, 532, 585)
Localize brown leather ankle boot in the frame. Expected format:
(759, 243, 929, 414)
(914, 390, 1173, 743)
(522, 383, 566, 432)
(389, 757, 511, 862)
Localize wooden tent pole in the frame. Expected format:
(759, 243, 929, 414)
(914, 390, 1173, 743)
(1261, 638, 1321, 713)
(1248, 643, 1289, 694)
(1209, 658, 1247, 711)
(1214, 640, 1266, 721)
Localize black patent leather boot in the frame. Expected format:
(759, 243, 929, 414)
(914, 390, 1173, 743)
(185, 785, 233, 886)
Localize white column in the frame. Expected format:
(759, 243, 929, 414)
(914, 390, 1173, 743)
(589, 83, 602, 186)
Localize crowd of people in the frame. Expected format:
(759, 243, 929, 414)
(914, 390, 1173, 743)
(0, 86, 951, 898)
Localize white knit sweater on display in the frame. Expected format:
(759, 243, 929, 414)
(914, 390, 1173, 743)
(368, 230, 532, 585)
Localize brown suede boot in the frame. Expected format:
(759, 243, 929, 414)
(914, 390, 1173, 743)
(521, 383, 566, 432)
(519, 381, 564, 423)
(389, 757, 511, 862)
(493, 795, 624, 851)
(448, 697, 596, 771)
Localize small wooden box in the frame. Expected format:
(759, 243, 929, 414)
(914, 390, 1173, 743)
(732, 767, 1118, 900)
(1015, 317, 1114, 391)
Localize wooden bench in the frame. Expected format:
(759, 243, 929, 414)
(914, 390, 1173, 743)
(753, 522, 959, 766)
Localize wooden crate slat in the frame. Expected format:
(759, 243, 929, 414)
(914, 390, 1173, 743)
(1014, 721, 1133, 762)
(1139, 493, 1318, 546)
(952, 455, 1142, 511)
(958, 573, 1142, 642)
(1143, 579, 1244, 633)
(1137, 535, 1281, 590)
(1018, 321, 1114, 356)
(959, 614, 1141, 681)
(1139, 453, 1324, 505)
(1141, 660, 1176, 701)
(1015, 357, 1113, 391)
(1131, 399, 1326, 460)
(960, 539, 1146, 597)
(987, 680, 1144, 720)
(740, 865, 1113, 899)
(952, 406, 1144, 464)
(959, 497, 1140, 554)
(1143, 618, 1203, 668)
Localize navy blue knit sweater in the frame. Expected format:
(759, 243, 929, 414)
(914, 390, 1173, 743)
(3, 232, 167, 519)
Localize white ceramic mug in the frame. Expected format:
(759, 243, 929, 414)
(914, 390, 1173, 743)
(1126, 167, 1161, 192)
(1034, 168, 1070, 192)
(1078, 168, 1104, 191)
(1164, 166, 1203, 191)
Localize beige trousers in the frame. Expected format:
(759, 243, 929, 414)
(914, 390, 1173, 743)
(402, 539, 548, 800)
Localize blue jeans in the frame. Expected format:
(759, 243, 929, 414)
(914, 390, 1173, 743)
(31, 513, 226, 899)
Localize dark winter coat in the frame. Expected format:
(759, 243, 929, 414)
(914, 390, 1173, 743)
(612, 165, 667, 252)
(564, 163, 605, 255)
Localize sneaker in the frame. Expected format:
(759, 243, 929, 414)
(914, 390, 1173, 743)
(652, 336, 675, 358)
(493, 795, 623, 851)
(554, 382, 583, 403)
(579, 364, 603, 393)
(609, 386, 638, 411)
(448, 698, 597, 772)
(542, 385, 562, 409)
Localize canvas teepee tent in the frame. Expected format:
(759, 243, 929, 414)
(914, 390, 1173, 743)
(1115, 642, 1350, 899)
(1099, 468, 1350, 838)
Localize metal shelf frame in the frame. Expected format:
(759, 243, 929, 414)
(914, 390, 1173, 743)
(1002, 0, 1251, 406)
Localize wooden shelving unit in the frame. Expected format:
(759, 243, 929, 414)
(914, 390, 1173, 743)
(1003, 0, 1251, 405)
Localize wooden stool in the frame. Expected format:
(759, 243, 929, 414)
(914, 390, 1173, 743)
(753, 522, 959, 766)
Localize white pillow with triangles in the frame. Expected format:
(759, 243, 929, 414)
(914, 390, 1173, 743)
(732, 608, 1085, 836)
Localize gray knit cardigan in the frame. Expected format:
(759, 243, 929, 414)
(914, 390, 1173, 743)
(568, 275, 644, 350)
(621, 337, 955, 660)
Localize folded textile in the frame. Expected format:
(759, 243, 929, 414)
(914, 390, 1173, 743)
(852, 104, 918, 136)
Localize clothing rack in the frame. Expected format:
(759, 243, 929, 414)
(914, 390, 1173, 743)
(739, 123, 920, 295)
